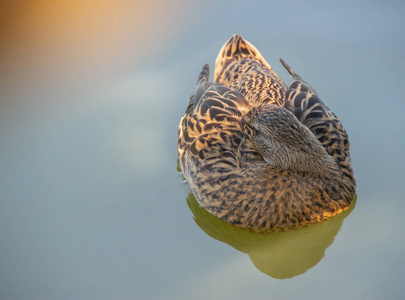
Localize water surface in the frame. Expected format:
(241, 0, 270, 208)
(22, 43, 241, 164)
(1, 1, 404, 299)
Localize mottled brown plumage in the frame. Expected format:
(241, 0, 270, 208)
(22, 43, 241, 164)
(178, 34, 356, 231)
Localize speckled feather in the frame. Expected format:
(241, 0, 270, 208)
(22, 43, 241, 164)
(178, 35, 355, 231)
(214, 35, 287, 106)
(280, 58, 355, 184)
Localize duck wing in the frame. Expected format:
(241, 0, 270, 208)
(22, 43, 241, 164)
(280, 58, 355, 184)
(178, 64, 257, 178)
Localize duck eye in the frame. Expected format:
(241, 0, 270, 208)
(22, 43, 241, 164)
(244, 123, 258, 136)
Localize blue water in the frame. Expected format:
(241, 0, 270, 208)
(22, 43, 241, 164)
(1, 1, 404, 299)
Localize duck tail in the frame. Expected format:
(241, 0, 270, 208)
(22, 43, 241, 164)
(214, 34, 271, 81)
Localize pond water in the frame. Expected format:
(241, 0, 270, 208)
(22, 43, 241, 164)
(1, 1, 404, 299)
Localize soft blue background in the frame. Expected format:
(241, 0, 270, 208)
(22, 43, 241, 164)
(1, 0, 404, 299)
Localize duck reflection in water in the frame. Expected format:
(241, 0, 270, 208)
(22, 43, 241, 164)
(187, 193, 356, 279)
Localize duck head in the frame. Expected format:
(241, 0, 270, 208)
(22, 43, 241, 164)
(242, 104, 338, 174)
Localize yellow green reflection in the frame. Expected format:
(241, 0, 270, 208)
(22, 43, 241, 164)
(187, 193, 356, 279)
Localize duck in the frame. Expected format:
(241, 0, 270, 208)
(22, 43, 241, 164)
(177, 34, 356, 231)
